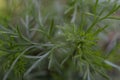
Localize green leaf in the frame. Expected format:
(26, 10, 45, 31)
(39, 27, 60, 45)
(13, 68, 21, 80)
(24, 51, 50, 76)
(104, 60, 120, 71)
(48, 19, 54, 36)
(93, 25, 108, 35)
(3, 46, 35, 80)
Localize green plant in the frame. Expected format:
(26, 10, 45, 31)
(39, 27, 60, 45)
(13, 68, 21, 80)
(0, 0, 120, 80)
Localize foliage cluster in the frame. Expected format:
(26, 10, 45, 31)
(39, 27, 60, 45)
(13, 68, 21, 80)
(0, 0, 120, 80)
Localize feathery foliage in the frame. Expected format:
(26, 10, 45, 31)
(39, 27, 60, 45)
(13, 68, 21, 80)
(0, 0, 120, 80)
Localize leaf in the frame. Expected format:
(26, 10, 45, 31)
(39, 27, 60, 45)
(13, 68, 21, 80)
(86, 18, 99, 33)
(16, 26, 32, 43)
(108, 16, 120, 20)
(93, 0, 99, 15)
(24, 51, 50, 76)
(48, 52, 54, 69)
(96, 69, 110, 80)
(48, 19, 54, 36)
(60, 55, 70, 66)
(104, 60, 120, 71)
(93, 25, 108, 35)
(100, 4, 120, 21)
(31, 28, 49, 38)
(3, 46, 35, 80)
(64, 6, 74, 14)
